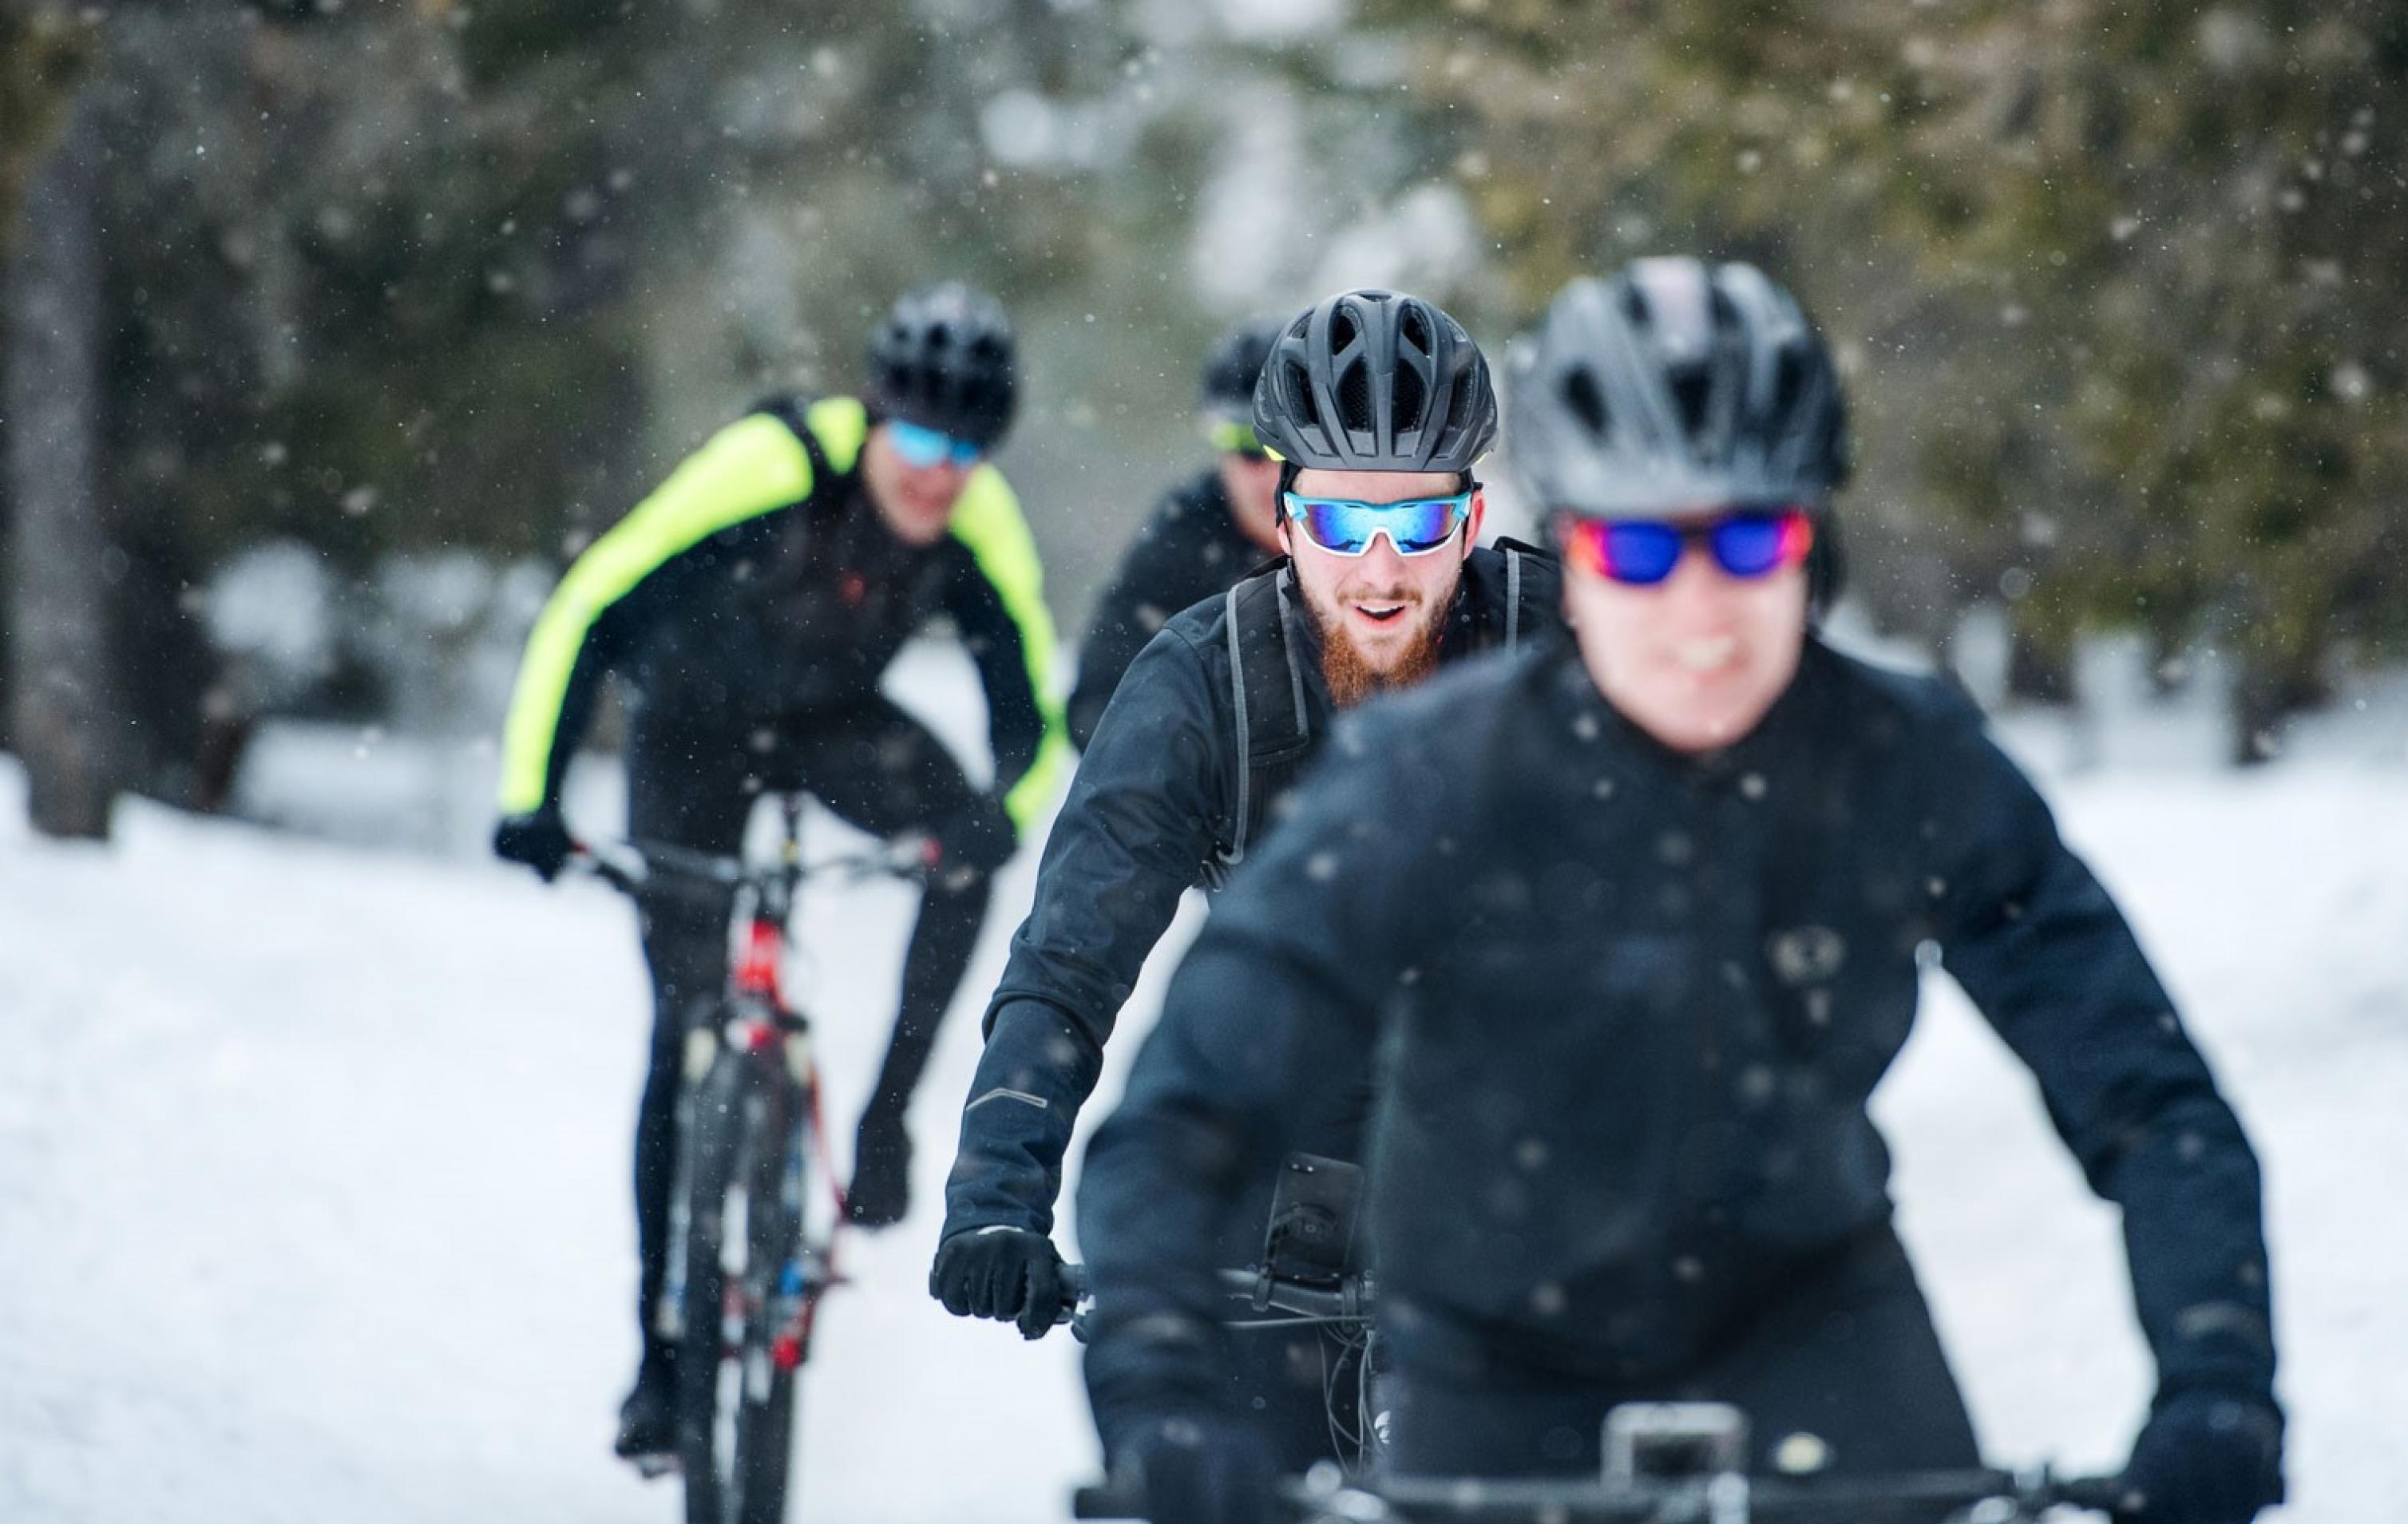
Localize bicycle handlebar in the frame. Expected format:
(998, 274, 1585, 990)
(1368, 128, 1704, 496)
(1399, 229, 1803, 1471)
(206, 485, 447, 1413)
(1052, 1263, 1374, 1337)
(1216, 1265, 1372, 1322)
(1366, 1468, 2127, 1520)
(570, 834, 929, 898)
(1073, 1466, 2125, 1522)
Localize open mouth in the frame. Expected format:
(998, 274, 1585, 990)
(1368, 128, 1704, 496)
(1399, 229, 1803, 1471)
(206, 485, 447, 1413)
(1352, 602, 1410, 625)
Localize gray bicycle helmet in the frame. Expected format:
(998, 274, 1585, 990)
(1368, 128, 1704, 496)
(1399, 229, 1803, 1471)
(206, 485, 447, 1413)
(1507, 258, 1848, 520)
(865, 282, 1019, 449)
(1199, 315, 1285, 422)
(1253, 289, 1498, 474)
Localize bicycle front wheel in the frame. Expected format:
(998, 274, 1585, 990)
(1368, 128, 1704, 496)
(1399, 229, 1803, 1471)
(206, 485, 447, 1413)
(675, 1047, 805, 1524)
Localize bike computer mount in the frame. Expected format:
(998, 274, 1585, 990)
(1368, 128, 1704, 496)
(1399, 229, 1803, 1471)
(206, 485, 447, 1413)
(1260, 1154, 1362, 1294)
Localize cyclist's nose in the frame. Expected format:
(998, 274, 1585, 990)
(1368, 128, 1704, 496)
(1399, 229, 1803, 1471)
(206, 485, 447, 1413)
(1661, 538, 1737, 600)
(1357, 535, 1411, 580)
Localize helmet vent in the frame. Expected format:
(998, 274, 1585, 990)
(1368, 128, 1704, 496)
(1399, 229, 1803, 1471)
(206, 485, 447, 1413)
(1444, 365, 1480, 435)
(1329, 307, 1360, 356)
(1771, 349, 1804, 423)
(1283, 358, 1322, 432)
(1337, 362, 1375, 430)
(1671, 370, 1713, 440)
(1393, 364, 1427, 433)
(1562, 367, 1609, 438)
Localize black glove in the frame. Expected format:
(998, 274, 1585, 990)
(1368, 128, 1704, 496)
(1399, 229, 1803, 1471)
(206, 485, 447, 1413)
(493, 811, 574, 882)
(846, 1106, 913, 1229)
(1121, 1412, 1276, 1524)
(2113, 1391, 2285, 1524)
(923, 792, 1018, 876)
(929, 1226, 1069, 1340)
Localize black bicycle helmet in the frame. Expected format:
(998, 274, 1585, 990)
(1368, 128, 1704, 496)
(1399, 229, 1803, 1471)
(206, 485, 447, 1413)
(1252, 289, 1498, 474)
(1507, 258, 1849, 520)
(865, 282, 1019, 449)
(1199, 315, 1285, 421)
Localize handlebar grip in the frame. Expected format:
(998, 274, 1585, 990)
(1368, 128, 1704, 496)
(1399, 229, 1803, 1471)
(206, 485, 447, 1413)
(2053, 1475, 2131, 1514)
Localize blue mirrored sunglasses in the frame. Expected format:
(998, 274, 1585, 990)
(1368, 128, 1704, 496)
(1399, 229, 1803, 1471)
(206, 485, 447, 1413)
(1562, 509, 1813, 586)
(1281, 491, 1472, 558)
(888, 419, 985, 469)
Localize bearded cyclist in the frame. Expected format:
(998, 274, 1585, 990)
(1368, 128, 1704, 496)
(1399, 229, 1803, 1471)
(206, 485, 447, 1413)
(491, 282, 1069, 1459)
(1077, 260, 2282, 1524)
(1064, 315, 1287, 748)
(930, 290, 1560, 1471)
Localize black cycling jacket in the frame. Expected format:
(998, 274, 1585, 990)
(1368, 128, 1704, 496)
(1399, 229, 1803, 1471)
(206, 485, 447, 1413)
(1079, 637, 2276, 1440)
(940, 545, 1561, 1244)
(495, 396, 1067, 833)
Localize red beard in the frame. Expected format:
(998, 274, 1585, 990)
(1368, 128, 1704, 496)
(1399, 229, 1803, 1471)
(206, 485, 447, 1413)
(1314, 594, 1447, 708)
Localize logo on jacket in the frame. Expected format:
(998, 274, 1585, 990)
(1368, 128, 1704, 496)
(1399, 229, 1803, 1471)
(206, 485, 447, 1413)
(1765, 925, 1847, 986)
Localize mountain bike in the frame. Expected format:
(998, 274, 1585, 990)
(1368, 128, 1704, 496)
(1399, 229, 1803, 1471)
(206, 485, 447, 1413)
(576, 799, 925, 1524)
(1074, 1399, 2125, 1523)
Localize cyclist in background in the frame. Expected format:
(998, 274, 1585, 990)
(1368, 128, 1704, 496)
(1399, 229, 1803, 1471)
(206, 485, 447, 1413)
(1064, 315, 1287, 748)
(491, 282, 1068, 1459)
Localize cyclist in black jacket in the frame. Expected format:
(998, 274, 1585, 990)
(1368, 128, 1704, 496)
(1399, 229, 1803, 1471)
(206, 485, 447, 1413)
(1078, 261, 2283, 1524)
(1065, 316, 1286, 750)
(490, 283, 1067, 1459)
(930, 291, 1559, 1467)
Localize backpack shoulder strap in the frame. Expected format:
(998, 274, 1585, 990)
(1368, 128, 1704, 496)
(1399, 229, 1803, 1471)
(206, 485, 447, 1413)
(752, 394, 848, 524)
(1506, 544, 1524, 649)
(1209, 568, 1314, 883)
(1492, 536, 1559, 652)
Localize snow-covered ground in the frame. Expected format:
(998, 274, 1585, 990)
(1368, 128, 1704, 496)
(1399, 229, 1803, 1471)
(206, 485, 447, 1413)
(3, 647, 2405, 1522)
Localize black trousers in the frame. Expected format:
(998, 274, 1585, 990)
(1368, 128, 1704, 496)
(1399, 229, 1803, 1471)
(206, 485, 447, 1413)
(1383, 1228, 1980, 1499)
(624, 697, 993, 1361)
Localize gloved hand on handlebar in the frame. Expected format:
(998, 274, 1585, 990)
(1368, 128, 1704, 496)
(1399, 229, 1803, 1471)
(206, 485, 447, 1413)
(493, 810, 575, 882)
(929, 1225, 1070, 1340)
(2112, 1390, 2284, 1524)
(1119, 1411, 1276, 1524)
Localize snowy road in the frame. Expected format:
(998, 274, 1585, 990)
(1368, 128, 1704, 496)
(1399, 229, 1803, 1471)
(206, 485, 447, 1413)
(4, 722, 2405, 1521)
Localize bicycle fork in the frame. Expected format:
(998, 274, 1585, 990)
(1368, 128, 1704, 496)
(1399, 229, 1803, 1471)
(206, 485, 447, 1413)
(654, 1023, 724, 1345)
(766, 1030, 838, 1373)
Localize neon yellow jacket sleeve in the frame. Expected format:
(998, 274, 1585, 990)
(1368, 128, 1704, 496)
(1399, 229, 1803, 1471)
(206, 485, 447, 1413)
(947, 469, 1071, 835)
(494, 413, 818, 815)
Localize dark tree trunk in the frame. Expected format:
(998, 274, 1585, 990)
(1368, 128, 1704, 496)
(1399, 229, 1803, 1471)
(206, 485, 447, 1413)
(2005, 622, 2077, 708)
(6, 85, 117, 838)
(2229, 652, 2331, 768)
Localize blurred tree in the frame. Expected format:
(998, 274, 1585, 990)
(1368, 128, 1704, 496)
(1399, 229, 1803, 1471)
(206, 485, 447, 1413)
(4, 2, 110, 835)
(1370, 0, 2408, 756)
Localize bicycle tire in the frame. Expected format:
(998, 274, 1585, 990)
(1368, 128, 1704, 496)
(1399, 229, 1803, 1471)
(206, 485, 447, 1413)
(733, 1060, 805, 1524)
(675, 1044, 805, 1524)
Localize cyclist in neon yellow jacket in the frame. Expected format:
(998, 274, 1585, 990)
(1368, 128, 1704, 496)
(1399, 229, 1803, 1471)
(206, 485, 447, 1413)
(492, 283, 1068, 1460)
